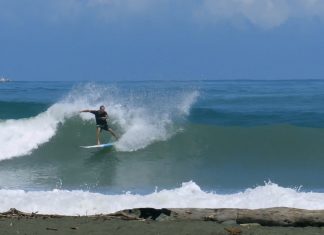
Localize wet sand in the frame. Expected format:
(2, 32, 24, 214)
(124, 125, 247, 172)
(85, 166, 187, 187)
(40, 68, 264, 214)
(1, 208, 324, 235)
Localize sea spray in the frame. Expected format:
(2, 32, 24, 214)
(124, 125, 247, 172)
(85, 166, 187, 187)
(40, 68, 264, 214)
(74, 83, 199, 151)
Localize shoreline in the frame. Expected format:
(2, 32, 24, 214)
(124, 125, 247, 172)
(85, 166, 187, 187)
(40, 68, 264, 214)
(1, 207, 324, 234)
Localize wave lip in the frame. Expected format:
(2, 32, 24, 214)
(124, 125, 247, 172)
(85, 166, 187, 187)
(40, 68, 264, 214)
(1, 181, 324, 216)
(0, 103, 73, 161)
(0, 89, 91, 160)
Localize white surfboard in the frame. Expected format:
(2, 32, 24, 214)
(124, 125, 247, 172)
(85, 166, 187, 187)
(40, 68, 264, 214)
(80, 142, 115, 149)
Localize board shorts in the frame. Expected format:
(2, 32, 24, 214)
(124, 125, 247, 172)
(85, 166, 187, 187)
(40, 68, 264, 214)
(96, 124, 110, 132)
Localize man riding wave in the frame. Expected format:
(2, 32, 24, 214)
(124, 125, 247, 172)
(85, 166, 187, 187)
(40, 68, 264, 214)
(80, 105, 119, 145)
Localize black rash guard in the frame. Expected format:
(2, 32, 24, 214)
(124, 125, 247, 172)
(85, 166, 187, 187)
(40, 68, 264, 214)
(90, 110, 108, 126)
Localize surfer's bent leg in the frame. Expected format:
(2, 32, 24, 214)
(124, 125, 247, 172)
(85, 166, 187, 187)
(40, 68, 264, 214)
(108, 128, 119, 140)
(101, 124, 119, 140)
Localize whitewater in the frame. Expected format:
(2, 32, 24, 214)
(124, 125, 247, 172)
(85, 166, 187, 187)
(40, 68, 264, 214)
(1, 182, 324, 215)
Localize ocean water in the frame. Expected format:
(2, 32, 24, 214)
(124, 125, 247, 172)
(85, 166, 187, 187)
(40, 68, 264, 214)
(1, 80, 324, 215)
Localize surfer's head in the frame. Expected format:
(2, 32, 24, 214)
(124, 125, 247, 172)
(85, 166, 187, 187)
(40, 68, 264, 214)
(99, 105, 105, 111)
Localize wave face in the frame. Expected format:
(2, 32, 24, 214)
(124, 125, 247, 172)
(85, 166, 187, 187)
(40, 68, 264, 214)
(1, 181, 324, 215)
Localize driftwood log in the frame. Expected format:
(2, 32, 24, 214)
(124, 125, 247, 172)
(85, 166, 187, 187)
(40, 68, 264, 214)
(1, 207, 324, 227)
(111, 207, 324, 227)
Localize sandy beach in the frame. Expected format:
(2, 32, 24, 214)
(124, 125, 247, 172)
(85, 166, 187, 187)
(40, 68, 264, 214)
(2, 207, 324, 235)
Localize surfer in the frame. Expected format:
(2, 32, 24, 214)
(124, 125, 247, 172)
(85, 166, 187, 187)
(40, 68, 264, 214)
(80, 105, 119, 145)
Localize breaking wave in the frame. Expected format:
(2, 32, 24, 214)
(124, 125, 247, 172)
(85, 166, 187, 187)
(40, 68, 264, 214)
(0, 83, 198, 160)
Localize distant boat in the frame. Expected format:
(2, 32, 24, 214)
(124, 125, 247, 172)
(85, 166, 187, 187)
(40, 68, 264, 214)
(0, 77, 10, 83)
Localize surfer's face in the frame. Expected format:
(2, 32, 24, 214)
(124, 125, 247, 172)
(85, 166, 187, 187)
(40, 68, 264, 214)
(100, 106, 105, 111)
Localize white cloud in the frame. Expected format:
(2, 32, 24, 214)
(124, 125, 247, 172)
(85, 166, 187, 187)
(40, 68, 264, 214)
(63, 0, 324, 27)
(1, 0, 324, 28)
(195, 0, 324, 28)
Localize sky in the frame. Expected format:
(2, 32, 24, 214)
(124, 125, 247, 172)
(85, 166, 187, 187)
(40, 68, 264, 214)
(0, 0, 324, 81)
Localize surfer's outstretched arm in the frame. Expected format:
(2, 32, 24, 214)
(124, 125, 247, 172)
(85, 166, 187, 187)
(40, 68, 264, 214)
(80, 109, 94, 113)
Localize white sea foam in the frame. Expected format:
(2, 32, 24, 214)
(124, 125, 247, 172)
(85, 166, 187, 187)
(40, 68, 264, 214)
(0, 83, 198, 160)
(0, 181, 324, 215)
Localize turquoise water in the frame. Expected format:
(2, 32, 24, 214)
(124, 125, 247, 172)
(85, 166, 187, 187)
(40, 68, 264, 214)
(1, 80, 324, 193)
